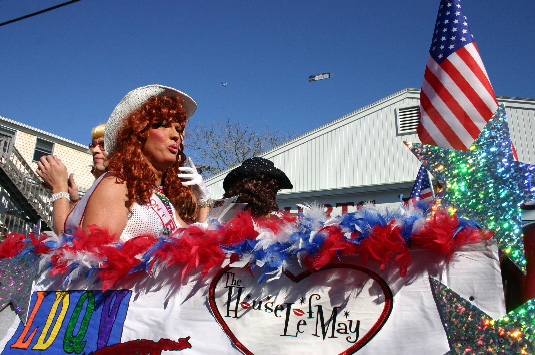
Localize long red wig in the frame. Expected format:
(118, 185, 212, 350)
(106, 95, 197, 221)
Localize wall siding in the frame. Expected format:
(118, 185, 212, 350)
(206, 89, 535, 209)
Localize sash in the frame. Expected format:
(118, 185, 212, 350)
(64, 173, 108, 234)
(149, 193, 178, 235)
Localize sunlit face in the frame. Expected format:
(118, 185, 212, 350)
(141, 120, 184, 173)
(89, 136, 107, 174)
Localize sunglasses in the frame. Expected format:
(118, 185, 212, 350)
(89, 141, 105, 150)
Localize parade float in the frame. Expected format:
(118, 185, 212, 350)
(0, 106, 534, 354)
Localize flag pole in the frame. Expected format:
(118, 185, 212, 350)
(427, 169, 435, 200)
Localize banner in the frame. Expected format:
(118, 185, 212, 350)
(0, 241, 505, 355)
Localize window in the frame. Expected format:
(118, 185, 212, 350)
(0, 125, 15, 138)
(0, 125, 15, 155)
(395, 106, 420, 135)
(33, 138, 53, 161)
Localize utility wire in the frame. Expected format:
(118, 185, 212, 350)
(0, 0, 82, 27)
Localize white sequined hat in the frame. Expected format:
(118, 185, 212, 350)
(104, 84, 197, 154)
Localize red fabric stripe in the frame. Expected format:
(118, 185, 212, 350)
(442, 51, 495, 122)
(420, 191, 433, 199)
(462, 44, 498, 106)
(424, 67, 481, 140)
(416, 120, 437, 146)
(513, 144, 519, 160)
(420, 90, 467, 150)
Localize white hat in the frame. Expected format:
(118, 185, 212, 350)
(104, 84, 197, 154)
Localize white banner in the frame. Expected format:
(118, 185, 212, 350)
(0, 241, 504, 355)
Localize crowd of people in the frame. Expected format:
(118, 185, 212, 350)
(36, 84, 293, 240)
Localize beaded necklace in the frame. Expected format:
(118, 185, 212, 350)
(152, 185, 174, 235)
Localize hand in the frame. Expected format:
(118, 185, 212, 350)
(177, 158, 211, 203)
(36, 155, 68, 194)
(68, 173, 80, 202)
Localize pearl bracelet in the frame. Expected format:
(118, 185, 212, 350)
(50, 191, 70, 203)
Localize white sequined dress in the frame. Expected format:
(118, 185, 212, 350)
(64, 173, 178, 241)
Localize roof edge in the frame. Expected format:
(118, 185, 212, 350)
(261, 88, 420, 156)
(0, 116, 88, 152)
(206, 88, 420, 184)
(205, 88, 535, 185)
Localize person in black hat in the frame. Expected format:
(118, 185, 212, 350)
(223, 157, 293, 218)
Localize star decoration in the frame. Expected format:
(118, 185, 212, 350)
(430, 277, 535, 354)
(0, 251, 40, 323)
(406, 105, 535, 271)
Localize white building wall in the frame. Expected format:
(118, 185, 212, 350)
(1, 116, 94, 190)
(12, 131, 37, 164)
(265, 90, 420, 192)
(504, 98, 535, 162)
(53, 145, 94, 190)
(205, 89, 535, 216)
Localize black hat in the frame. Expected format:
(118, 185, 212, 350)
(223, 157, 293, 192)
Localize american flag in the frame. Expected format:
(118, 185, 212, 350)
(409, 165, 434, 203)
(417, 0, 498, 150)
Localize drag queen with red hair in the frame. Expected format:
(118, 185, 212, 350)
(65, 85, 211, 240)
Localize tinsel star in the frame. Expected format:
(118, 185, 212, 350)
(430, 277, 535, 354)
(406, 105, 535, 271)
(0, 251, 40, 323)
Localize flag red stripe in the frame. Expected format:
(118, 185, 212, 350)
(419, 99, 452, 148)
(454, 47, 498, 115)
(420, 91, 467, 150)
(420, 191, 433, 199)
(424, 67, 481, 140)
(440, 57, 495, 125)
(459, 45, 498, 107)
(416, 122, 436, 146)
(425, 55, 488, 129)
(512, 144, 519, 160)
(417, 1, 503, 155)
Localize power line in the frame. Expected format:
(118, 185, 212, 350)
(0, 0, 82, 27)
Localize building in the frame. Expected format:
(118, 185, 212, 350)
(0, 116, 94, 234)
(205, 88, 535, 216)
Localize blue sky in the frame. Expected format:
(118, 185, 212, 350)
(1, 0, 533, 149)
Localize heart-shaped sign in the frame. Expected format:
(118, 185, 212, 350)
(209, 263, 393, 355)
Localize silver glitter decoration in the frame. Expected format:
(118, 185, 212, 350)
(0, 252, 40, 323)
(430, 277, 535, 354)
(407, 105, 535, 272)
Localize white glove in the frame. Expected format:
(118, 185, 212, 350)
(178, 158, 212, 206)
